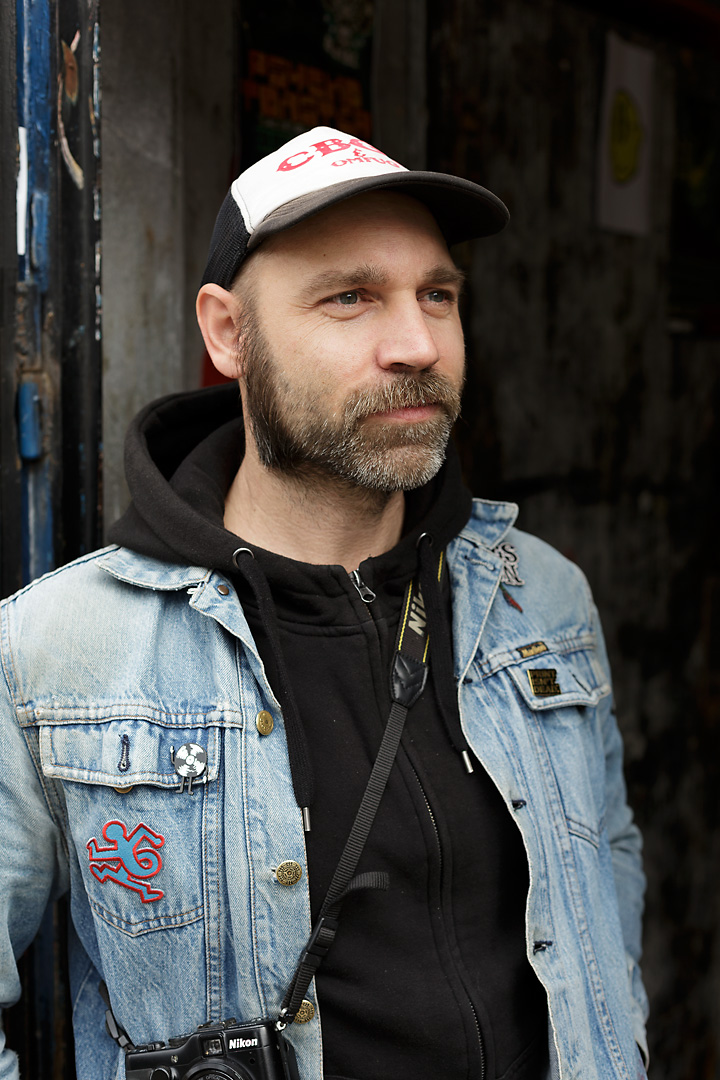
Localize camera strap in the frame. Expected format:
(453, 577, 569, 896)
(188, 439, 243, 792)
(278, 552, 443, 1027)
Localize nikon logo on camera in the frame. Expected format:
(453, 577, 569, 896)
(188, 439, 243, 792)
(229, 1036, 259, 1049)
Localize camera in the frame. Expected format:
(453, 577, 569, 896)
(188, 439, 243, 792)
(124, 1016, 300, 1080)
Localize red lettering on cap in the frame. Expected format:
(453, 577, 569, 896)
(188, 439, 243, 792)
(310, 137, 354, 157)
(349, 137, 382, 154)
(277, 136, 387, 173)
(277, 150, 315, 172)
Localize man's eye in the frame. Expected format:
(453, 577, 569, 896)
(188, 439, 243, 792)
(425, 289, 450, 303)
(333, 291, 360, 306)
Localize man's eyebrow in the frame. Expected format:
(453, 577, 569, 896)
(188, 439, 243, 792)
(301, 265, 390, 299)
(422, 264, 466, 292)
(300, 262, 466, 299)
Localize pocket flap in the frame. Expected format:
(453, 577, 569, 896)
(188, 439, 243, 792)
(39, 719, 219, 788)
(507, 648, 610, 711)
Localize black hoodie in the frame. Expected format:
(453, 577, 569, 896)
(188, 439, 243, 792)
(110, 384, 547, 1080)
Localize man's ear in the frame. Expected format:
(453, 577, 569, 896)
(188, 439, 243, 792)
(196, 284, 244, 380)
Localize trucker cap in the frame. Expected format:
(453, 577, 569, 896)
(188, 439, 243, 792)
(201, 126, 510, 289)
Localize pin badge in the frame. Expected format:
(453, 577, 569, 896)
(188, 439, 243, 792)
(494, 542, 525, 587)
(527, 669, 562, 697)
(171, 743, 207, 794)
(500, 583, 524, 613)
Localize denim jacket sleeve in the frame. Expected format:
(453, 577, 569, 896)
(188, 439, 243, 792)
(449, 510, 648, 1078)
(591, 601, 649, 1064)
(0, 606, 70, 1080)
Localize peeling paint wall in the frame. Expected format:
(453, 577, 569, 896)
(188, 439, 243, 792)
(427, 1, 720, 1073)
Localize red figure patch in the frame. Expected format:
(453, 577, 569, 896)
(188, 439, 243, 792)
(87, 820, 165, 903)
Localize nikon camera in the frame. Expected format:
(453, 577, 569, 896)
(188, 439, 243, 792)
(124, 1016, 300, 1080)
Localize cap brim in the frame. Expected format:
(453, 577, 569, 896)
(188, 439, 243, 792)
(248, 171, 509, 252)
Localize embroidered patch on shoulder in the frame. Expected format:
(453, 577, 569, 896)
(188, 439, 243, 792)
(527, 669, 562, 696)
(493, 542, 525, 587)
(518, 641, 548, 659)
(87, 820, 165, 903)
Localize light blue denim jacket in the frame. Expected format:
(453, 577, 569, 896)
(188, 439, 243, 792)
(0, 499, 648, 1080)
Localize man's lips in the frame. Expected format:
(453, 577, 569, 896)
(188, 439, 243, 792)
(364, 402, 442, 422)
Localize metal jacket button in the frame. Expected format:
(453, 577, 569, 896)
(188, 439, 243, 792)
(256, 710, 274, 735)
(217, 583, 230, 596)
(113, 785, 133, 794)
(274, 861, 302, 886)
(293, 1000, 315, 1024)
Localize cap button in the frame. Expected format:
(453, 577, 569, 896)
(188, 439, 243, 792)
(256, 710, 274, 735)
(274, 861, 302, 886)
(293, 1000, 315, 1024)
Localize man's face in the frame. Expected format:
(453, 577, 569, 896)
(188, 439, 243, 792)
(238, 191, 466, 493)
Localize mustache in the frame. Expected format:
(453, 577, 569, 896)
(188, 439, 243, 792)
(342, 373, 463, 424)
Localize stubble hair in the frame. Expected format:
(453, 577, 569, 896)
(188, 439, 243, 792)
(232, 262, 464, 494)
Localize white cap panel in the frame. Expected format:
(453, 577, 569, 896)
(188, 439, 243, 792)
(230, 126, 408, 233)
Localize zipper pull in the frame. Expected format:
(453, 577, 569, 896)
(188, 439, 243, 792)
(350, 569, 376, 603)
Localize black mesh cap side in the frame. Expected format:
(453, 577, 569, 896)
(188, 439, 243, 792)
(200, 192, 251, 289)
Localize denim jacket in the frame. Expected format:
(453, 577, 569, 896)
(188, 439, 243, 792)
(0, 499, 648, 1080)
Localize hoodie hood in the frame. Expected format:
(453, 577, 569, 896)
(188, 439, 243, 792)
(108, 383, 473, 578)
(108, 384, 245, 570)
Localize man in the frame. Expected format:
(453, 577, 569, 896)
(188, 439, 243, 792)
(0, 127, 647, 1080)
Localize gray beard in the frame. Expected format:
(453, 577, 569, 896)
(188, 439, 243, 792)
(241, 322, 463, 494)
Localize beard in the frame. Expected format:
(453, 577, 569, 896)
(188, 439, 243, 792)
(240, 315, 464, 494)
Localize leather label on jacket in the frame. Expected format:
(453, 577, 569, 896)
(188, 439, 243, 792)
(517, 641, 548, 659)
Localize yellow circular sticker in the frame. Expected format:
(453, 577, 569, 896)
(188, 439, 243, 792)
(609, 89, 644, 183)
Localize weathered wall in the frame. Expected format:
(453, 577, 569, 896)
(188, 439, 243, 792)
(427, 1, 720, 1074)
(101, 0, 235, 529)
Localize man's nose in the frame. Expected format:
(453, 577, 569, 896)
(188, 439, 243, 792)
(375, 300, 441, 372)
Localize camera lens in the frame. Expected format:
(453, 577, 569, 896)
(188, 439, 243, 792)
(194, 1073, 240, 1080)
(186, 1068, 250, 1080)
(185, 1053, 253, 1080)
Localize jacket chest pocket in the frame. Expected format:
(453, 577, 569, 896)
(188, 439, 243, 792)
(39, 718, 220, 936)
(479, 643, 612, 844)
(513, 647, 611, 842)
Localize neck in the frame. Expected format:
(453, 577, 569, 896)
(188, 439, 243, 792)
(224, 451, 406, 572)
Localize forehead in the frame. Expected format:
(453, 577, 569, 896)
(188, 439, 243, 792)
(254, 191, 453, 276)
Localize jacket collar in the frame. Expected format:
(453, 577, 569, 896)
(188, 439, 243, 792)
(447, 497, 520, 683)
(97, 545, 278, 704)
(97, 545, 212, 590)
(99, 492, 520, 690)
(99, 495, 519, 589)
(457, 497, 518, 550)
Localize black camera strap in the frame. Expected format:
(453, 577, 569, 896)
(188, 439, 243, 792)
(278, 553, 442, 1027)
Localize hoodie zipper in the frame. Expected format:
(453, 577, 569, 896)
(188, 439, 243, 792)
(349, 569, 377, 603)
(347, 566, 485, 1077)
(409, 760, 487, 1080)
